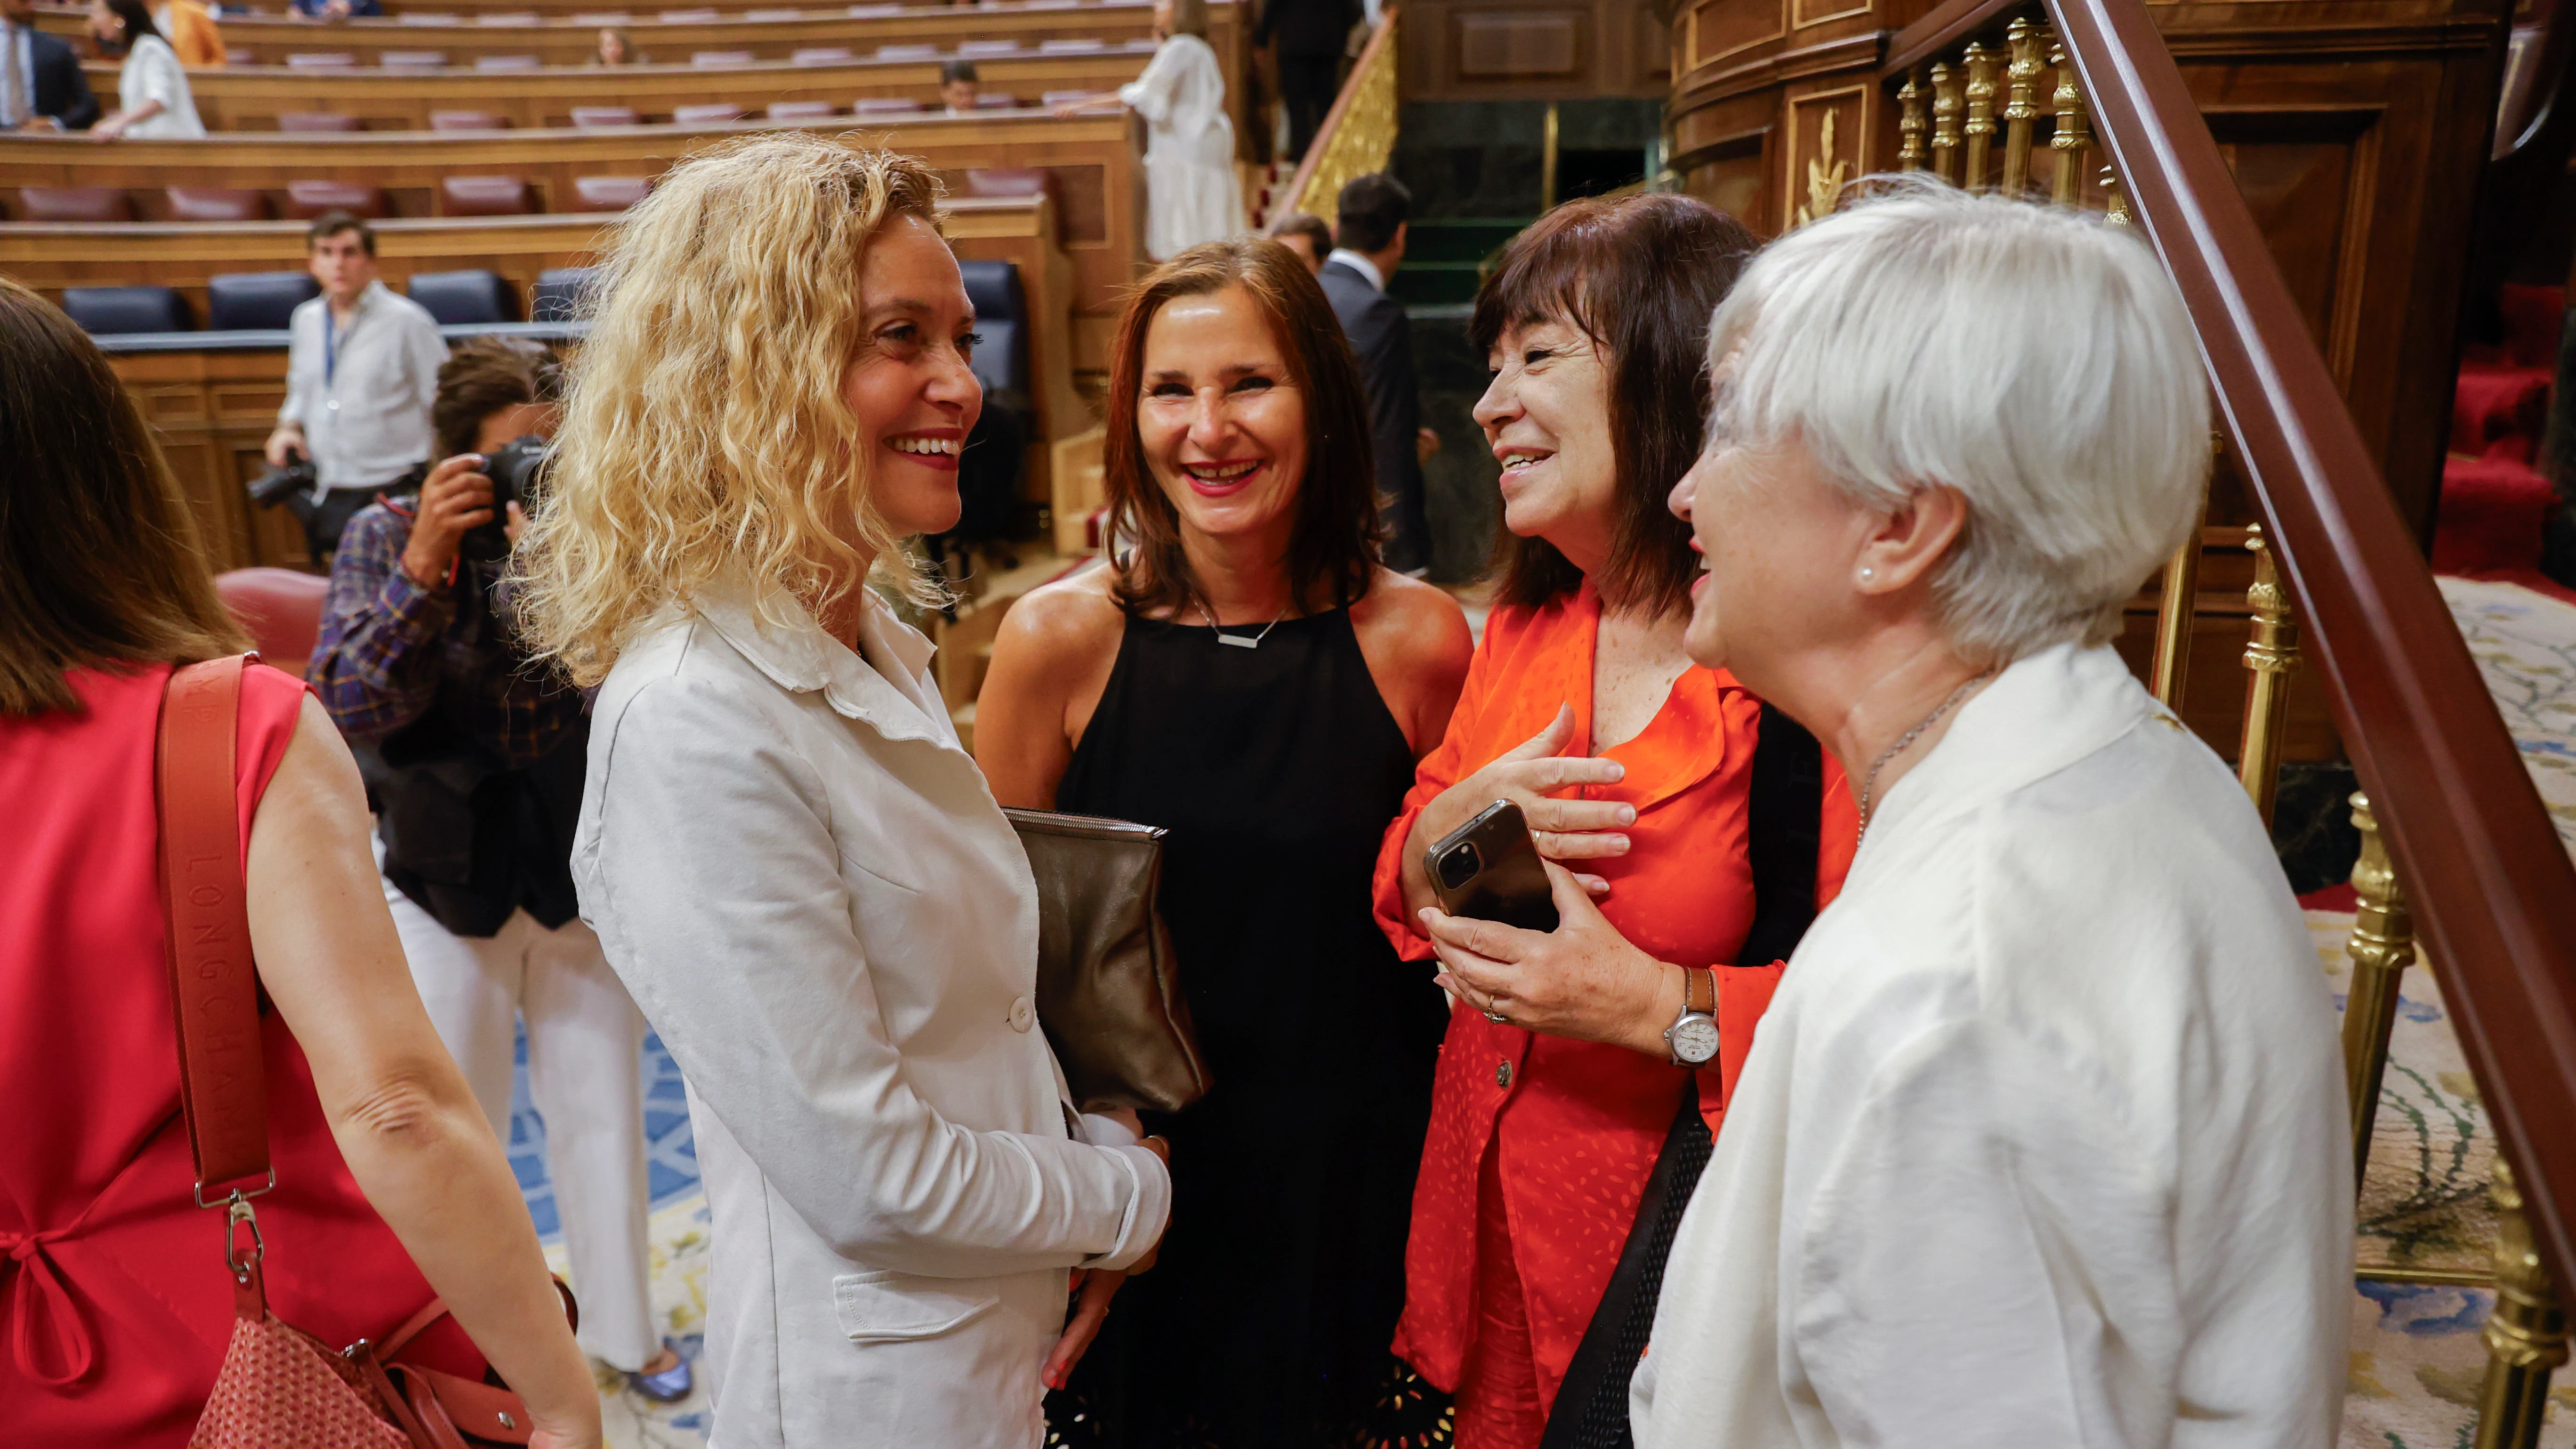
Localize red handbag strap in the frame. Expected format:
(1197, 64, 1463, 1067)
(157, 654, 274, 1205)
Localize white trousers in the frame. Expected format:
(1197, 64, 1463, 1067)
(381, 879, 658, 1371)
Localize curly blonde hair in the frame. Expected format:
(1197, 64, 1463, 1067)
(515, 132, 948, 686)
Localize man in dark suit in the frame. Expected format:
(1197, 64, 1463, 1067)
(1319, 172, 1433, 575)
(1256, 0, 1359, 161)
(0, 0, 99, 132)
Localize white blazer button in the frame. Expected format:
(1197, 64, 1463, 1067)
(1008, 996, 1035, 1032)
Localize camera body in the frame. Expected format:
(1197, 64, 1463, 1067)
(245, 458, 317, 509)
(460, 434, 553, 563)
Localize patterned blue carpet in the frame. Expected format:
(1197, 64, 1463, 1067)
(509, 1028, 700, 1242)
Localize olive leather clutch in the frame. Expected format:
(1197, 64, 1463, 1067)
(1006, 808, 1213, 1115)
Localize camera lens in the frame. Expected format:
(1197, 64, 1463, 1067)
(1436, 843, 1482, 892)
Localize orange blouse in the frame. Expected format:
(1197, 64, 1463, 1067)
(1370, 585, 1857, 1413)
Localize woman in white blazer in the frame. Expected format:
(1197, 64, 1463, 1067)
(88, 0, 205, 140)
(518, 134, 1172, 1449)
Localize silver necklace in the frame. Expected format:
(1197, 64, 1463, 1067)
(1193, 599, 1288, 649)
(1857, 673, 1991, 837)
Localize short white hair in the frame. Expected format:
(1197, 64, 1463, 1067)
(1707, 177, 2210, 665)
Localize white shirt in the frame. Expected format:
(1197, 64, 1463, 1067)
(1632, 642, 2352, 1449)
(277, 280, 447, 494)
(1325, 248, 1385, 292)
(575, 580, 1170, 1449)
(1, 23, 37, 129)
(115, 32, 201, 139)
(1117, 32, 1242, 259)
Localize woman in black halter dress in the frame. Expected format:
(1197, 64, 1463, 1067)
(977, 237, 1473, 1447)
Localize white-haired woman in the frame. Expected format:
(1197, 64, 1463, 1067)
(1618, 178, 2352, 1445)
(516, 134, 1171, 1449)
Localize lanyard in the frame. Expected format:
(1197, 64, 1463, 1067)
(322, 301, 356, 386)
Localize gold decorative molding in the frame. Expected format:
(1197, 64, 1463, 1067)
(1792, 106, 1849, 226)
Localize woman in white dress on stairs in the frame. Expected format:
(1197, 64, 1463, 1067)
(1064, 0, 1243, 259)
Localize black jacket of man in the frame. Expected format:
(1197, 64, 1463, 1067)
(1254, 0, 1361, 57)
(14, 27, 99, 130)
(1320, 255, 1431, 574)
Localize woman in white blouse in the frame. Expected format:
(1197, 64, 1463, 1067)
(517, 133, 1172, 1449)
(1063, 0, 1242, 259)
(87, 0, 202, 140)
(1626, 179, 2354, 1445)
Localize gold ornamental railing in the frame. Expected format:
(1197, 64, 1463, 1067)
(1875, 2, 2576, 1444)
(1285, 8, 1398, 220)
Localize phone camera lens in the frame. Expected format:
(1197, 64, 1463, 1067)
(1436, 843, 1482, 892)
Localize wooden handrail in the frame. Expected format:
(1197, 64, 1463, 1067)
(2047, 0, 2576, 1293)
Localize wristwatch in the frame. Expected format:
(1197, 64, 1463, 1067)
(1664, 966, 1719, 1068)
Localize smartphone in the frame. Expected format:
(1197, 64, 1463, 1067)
(1423, 799, 1559, 932)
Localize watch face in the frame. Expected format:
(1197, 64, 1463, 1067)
(1670, 1014, 1721, 1065)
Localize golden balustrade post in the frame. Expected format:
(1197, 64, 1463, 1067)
(1930, 61, 1960, 184)
(2102, 164, 2131, 225)
(2048, 39, 2090, 205)
(2149, 510, 2201, 709)
(2237, 523, 2300, 827)
(2338, 792, 2416, 1189)
(2001, 19, 2040, 193)
(1963, 42, 1996, 187)
(2475, 1160, 2569, 1449)
(1898, 66, 1927, 171)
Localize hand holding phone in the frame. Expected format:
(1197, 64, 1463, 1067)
(1423, 799, 1560, 933)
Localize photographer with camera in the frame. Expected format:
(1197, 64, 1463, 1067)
(308, 338, 691, 1406)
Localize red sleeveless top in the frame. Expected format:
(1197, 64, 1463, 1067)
(0, 661, 482, 1445)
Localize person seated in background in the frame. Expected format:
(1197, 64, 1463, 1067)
(152, 0, 224, 66)
(265, 212, 450, 562)
(0, 0, 100, 131)
(306, 337, 692, 1406)
(0, 274, 602, 1449)
(939, 57, 978, 113)
(1633, 178, 2352, 1447)
(87, 0, 202, 140)
(590, 25, 642, 65)
(1266, 210, 1334, 273)
(289, 0, 381, 20)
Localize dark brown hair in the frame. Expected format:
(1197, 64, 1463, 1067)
(1104, 236, 1380, 620)
(433, 336, 562, 459)
(306, 209, 375, 256)
(1266, 210, 1334, 259)
(0, 279, 248, 715)
(1471, 193, 1758, 616)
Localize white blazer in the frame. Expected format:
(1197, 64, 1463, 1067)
(575, 580, 1171, 1449)
(1631, 643, 2351, 1449)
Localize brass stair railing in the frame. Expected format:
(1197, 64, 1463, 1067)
(1877, 1, 2576, 1441)
(1285, 8, 1398, 221)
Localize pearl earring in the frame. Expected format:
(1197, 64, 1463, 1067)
(1859, 567, 1876, 583)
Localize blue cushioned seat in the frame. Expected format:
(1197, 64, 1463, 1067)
(206, 272, 321, 331)
(407, 269, 518, 325)
(530, 266, 600, 323)
(62, 286, 193, 335)
(955, 259, 1028, 401)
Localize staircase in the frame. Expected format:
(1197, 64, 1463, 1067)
(1389, 218, 1525, 307)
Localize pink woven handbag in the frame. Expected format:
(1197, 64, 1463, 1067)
(163, 656, 568, 1449)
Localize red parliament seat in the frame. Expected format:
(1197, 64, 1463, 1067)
(440, 176, 535, 216)
(17, 186, 134, 222)
(284, 180, 391, 219)
(378, 50, 447, 67)
(214, 569, 330, 677)
(691, 49, 754, 65)
(276, 111, 363, 132)
(167, 187, 272, 221)
(571, 175, 652, 209)
(570, 105, 644, 127)
(767, 100, 840, 121)
(852, 97, 920, 115)
(474, 54, 541, 71)
(429, 110, 510, 130)
(285, 51, 358, 68)
(791, 45, 853, 64)
(672, 102, 745, 123)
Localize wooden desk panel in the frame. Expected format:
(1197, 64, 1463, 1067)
(0, 113, 1143, 362)
(83, 52, 1150, 131)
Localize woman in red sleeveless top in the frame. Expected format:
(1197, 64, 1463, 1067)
(0, 279, 601, 1449)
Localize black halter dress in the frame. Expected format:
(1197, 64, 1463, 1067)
(1050, 607, 1448, 1449)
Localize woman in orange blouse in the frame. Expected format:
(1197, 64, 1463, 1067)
(1370, 194, 1860, 1447)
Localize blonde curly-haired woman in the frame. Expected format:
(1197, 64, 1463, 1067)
(516, 134, 1173, 1449)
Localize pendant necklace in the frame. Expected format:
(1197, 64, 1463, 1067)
(1856, 672, 1993, 837)
(1193, 599, 1288, 649)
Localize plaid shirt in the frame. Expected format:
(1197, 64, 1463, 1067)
(308, 494, 583, 768)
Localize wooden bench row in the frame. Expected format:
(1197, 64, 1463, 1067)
(80, 49, 1144, 130)
(0, 111, 1142, 364)
(31, 0, 1233, 72)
